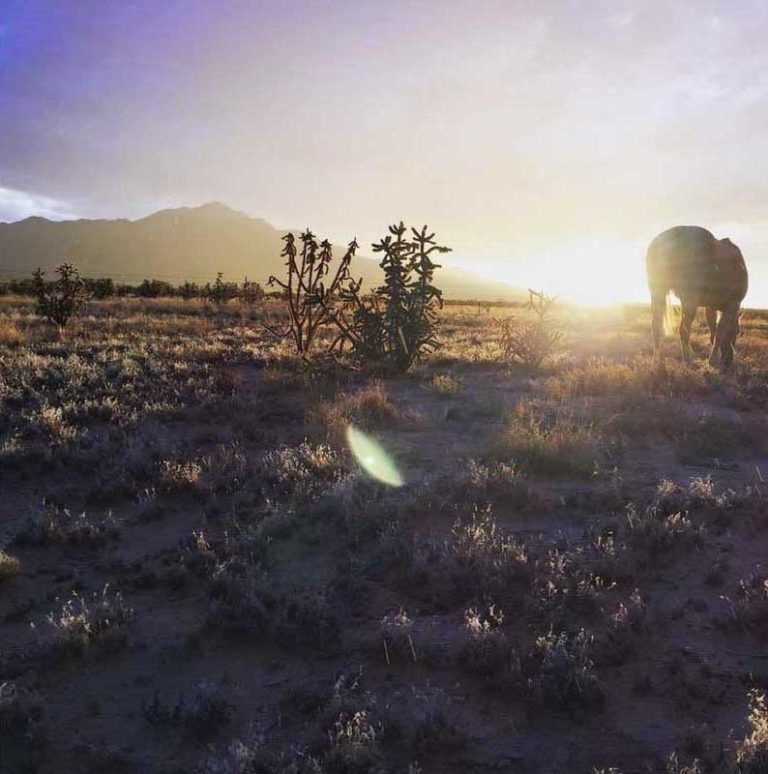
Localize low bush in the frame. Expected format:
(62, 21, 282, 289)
(46, 585, 133, 654)
(625, 502, 702, 557)
(497, 290, 563, 369)
(19, 505, 119, 547)
(735, 690, 768, 773)
(324, 710, 381, 773)
(490, 400, 601, 479)
(0, 551, 20, 582)
(527, 628, 603, 710)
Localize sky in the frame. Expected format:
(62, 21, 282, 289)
(2, 0, 768, 304)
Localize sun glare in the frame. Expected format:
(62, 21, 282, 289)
(468, 236, 650, 307)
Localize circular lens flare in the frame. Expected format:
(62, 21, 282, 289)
(346, 425, 403, 487)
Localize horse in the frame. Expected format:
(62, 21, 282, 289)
(646, 226, 748, 369)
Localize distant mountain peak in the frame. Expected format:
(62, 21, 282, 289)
(0, 205, 522, 300)
(136, 200, 254, 225)
(185, 201, 249, 218)
(198, 200, 233, 212)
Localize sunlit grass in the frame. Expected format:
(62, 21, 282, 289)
(547, 356, 710, 400)
(488, 399, 600, 478)
(0, 551, 20, 581)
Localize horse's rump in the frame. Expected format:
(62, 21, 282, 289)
(646, 225, 717, 298)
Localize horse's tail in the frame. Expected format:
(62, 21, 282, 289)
(662, 291, 679, 337)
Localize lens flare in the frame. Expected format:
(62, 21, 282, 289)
(346, 425, 403, 487)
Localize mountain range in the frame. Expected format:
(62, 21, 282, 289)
(0, 202, 520, 300)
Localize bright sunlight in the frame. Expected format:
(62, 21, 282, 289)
(462, 235, 649, 306)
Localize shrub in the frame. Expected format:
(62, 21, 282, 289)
(84, 277, 114, 299)
(380, 608, 415, 663)
(32, 263, 90, 327)
(157, 459, 203, 492)
(459, 604, 513, 678)
(206, 563, 268, 634)
(135, 278, 175, 297)
(448, 459, 536, 510)
(727, 575, 768, 631)
(382, 685, 466, 757)
(532, 546, 616, 626)
(593, 590, 647, 666)
(19, 505, 119, 547)
(324, 710, 381, 773)
(625, 502, 701, 556)
(0, 319, 25, 347)
(46, 585, 133, 654)
(497, 289, 563, 369)
(427, 373, 462, 395)
(664, 753, 703, 774)
(208, 273, 239, 305)
(29, 405, 80, 445)
(180, 281, 201, 300)
(0, 551, 20, 581)
(317, 382, 404, 432)
(527, 628, 603, 709)
(491, 400, 600, 479)
(258, 441, 344, 499)
(451, 504, 530, 591)
(735, 690, 768, 772)
(239, 277, 264, 305)
(333, 223, 450, 372)
(652, 476, 742, 515)
(202, 735, 323, 773)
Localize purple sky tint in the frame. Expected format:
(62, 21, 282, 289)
(2, 1, 768, 299)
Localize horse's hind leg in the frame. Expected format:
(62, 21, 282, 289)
(651, 291, 665, 359)
(679, 302, 696, 363)
(706, 307, 720, 365)
(705, 307, 718, 344)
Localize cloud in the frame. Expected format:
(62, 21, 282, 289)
(0, 186, 75, 222)
(2, 1, 768, 298)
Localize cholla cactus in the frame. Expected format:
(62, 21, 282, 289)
(267, 230, 359, 356)
(32, 263, 90, 327)
(332, 222, 450, 371)
(267, 223, 449, 371)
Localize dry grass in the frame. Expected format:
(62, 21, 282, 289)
(735, 690, 768, 773)
(0, 318, 25, 346)
(426, 372, 463, 395)
(0, 551, 20, 581)
(489, 399, 602, 478)
(314, 381, 407, 433)
(2, 297, 768, 772)
(547, 356, 711, 400)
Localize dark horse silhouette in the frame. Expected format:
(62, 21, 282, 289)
(646, 226, 748, 369)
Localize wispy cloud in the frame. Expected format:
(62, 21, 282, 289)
(0, 186, 75, 222)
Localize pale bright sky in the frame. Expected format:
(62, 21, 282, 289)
(2, 1, 768, 304)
